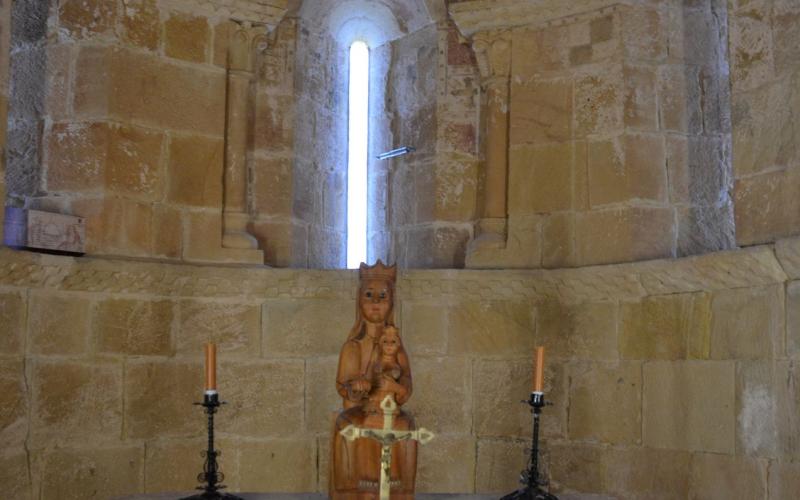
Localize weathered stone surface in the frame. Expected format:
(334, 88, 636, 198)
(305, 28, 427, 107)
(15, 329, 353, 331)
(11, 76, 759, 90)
(736, 361, 800, 460)
(575, 68, 623, 138)
(474, 358, 566, 439)
(542, 212, 577, 269)
(251, 219, 307, 268)
(263, 299, 352, 357)
(120, 0, 160, 50)
(475, 438, 528, 493)
(509, 142, 574, 214)
(620, 4, 666, 62)
(253, 157, 293, 216)
(787, 281, 800, 359)
(31, 360, 122, 446)
(510, 79, 572, 145)
(151, 204, 183, 259)
(729, 5, 775, 93)
(105, 124, 164, 198)
(167, 135, 224, 207)
(29, 293, 90, 355)
(0, 292, 25, 355)
(124, 361, 202, 439)
(643, 361, 735, 453)
(734, 167, 800, 246)
(72, 197, 154, 256)
(400, 301, 447, 356)
(0, 361, 27, 448)
(40, 445, 143, 500)
(620, 292, 711, 360)
(177, 300, 260, 356)
(575, 207, 675, 266)
(144, 438, 208, 493)
(95, 299, 174, 355)
(417, 435, 476, 493)
(165, 12, 209, 63)
(588, 134, 667, 206)
(58, 0, 117, 40)
(217, 359, 304, 437)
(623, 64, 657, 130)
(304, 356, 340, 434)
(0, 450, 31, 500)
(238, 439, 315, 492)
(658, 64, 702, 134)
(689, 453, 767, 500)
(447, 301, 535, 356)
(406, 356, 472, 434)
(768, 460, 800, 500)
(45, 122, 106, 192)
(710, 285, 784, 360)
(568, 362, 642, 445)
(536, 300, 617, 361)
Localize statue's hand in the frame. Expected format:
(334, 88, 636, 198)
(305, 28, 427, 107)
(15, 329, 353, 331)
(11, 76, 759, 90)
(350, 377, 372, 395)
(379, 375, 405, 395)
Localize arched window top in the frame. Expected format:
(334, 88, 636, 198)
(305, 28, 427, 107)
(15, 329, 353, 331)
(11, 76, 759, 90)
(298, 0, 435, 47)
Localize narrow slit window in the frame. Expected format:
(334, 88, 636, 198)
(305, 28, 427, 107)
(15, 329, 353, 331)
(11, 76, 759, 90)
(347, 41, 369, 269)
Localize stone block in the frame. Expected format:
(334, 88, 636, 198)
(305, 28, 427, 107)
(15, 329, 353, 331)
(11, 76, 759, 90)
(73, 45, 111, 117)
(474, 358, 567, 439)
(643, 361, 735, 453)
(44, 44, 72, 121)
(729, 7, 775, 93)
(177, 300, 260, 357)
(212, 20, 235, 68)
(734, 167, 800, 246)
(399, 301, 447, 356)
(165, 12, 209, 63)
(658, 64, 702, 134)
(124, 360, 202, 439)
(263, 299, 352, 357)
(620, 292, 712, 360)
(403, 225, 470, 269)
(307, 227, 347, 270)
(768, 461, 800, 500)
(416, 434, 476, 494)
(144, 438, 208, 492)
(317, 435, 330, 493)
(152, 204, 183, 259)
(31, 360, 122, 446)
(509, 142, 574, 214)
(40, 446, 143, 500)
(710, 285, 784, 360)
(254, 93, 295, 152)
(676, 203, 736, 257)
(120, 0, 160, 50)
(238, 439, 315, 492)
(623, 64, 657, 130)
(548, 442, 605, 494)
(447, 301, 535, 356)
(167, 135, 224, 208)
(251, 219, 307, 268)
(575, 207, 675, 266)
(405, 356, 471, 434)
(736, 361, 800, 459)
(575, 69, 623, 138)
(568, 362, 642, 445)
(253, 156, 293, 216)
(0, 450, 31, 500)
(536, 300, 618, 361)
(106, 123, 164, 199)
(305, 357, 340, 434)
(588, 134, 667, 206)
(620, 5, 666, 62)
(511, 29, 563, 79)
(0, 361, 27, 448)
(542, 212, 576, 269)
(433, 157, 479, 222)
(58, 0, 117, 40)
(0, 292, 25, 355)
(689, 453, 767, 500)
(666, 135, 733, 207)
(773, 7, 800, 77)
(788, 281, 800, 359)
(218, 359, 305, 437)
(95, 299, 174, 356)
(72, 196, 154, 257)
(45, 122, 106, 192)
(510, 79, 572, 145)
(28, 292, 90, 355)
(476, 438, 529, 493)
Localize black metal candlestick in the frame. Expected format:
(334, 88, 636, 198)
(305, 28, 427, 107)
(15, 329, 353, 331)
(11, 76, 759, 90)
(501, 392, 558, 500)
(180, 392, 243, 500)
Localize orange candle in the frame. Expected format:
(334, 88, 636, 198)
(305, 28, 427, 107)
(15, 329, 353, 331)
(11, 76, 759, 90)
(532, 346, 545, 393)
(205, 343, 217, 391)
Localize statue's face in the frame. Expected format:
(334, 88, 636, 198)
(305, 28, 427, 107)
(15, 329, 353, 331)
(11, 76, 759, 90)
(359, 279, 392, 324)
(380, 329, 400, 356)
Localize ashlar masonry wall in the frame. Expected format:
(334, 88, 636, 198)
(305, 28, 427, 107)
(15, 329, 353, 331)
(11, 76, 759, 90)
(1, 237, 800, 498)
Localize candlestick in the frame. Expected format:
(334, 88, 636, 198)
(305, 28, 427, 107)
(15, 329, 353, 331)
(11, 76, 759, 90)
(205, 343, 217, 392)
(533, 346, 545, 393)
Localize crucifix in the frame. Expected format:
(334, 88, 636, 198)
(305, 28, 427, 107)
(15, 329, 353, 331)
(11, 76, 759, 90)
(339, 395, 435, 500)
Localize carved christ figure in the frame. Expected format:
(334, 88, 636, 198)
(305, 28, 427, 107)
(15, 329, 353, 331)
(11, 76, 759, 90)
(331, 262, 417, 499)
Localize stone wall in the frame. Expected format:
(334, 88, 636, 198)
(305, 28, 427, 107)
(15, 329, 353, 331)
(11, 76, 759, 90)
(729, 0, 800, 246)
(0, 0, 9, 225)
(2, 237, 800, 498)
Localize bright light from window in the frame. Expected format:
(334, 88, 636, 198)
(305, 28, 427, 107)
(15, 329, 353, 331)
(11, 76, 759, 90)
(347, 41, 369, 269)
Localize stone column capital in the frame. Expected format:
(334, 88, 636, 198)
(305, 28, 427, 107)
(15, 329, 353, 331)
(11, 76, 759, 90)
(471, 30, 512, 85)
(228, 21, 270, 72)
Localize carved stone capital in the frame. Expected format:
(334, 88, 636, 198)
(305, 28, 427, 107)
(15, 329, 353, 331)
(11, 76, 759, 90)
(471, 30, 511, 85)
(228, 21, 271, 72)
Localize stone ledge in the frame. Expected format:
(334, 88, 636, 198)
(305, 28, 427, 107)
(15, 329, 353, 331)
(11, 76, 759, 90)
(0, 241, 790, 303)
(157, 0, 289, 27)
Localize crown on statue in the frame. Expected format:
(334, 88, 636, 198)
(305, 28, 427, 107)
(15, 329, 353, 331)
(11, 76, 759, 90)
(359, 260, 397, 283)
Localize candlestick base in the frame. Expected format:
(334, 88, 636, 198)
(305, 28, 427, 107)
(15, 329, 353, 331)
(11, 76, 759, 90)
(500, 392, 558, 500)
(180, 393, 243, 500)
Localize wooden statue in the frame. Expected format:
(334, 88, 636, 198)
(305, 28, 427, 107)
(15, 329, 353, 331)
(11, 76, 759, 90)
(330, 261, 418, 499)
